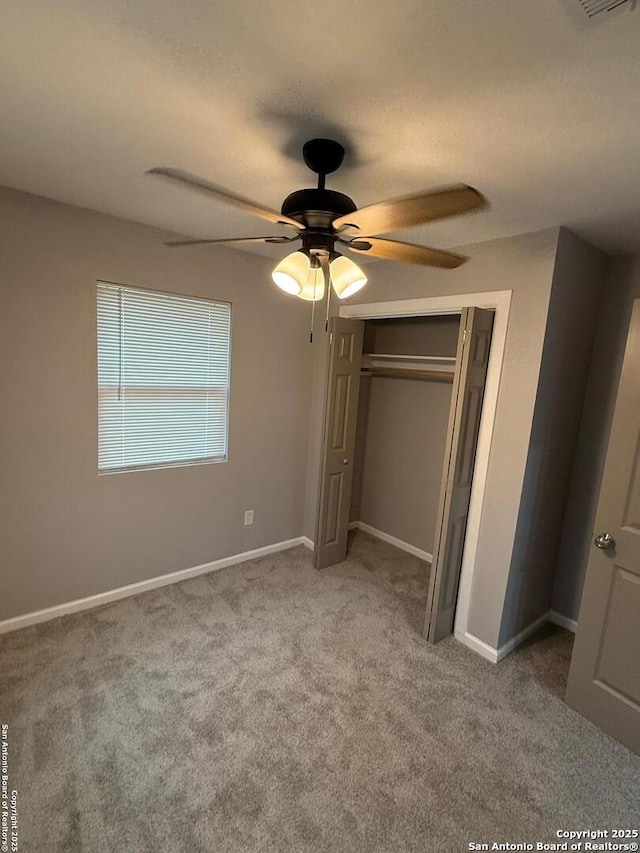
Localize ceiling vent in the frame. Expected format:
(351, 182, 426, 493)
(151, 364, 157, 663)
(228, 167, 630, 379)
(578, 0, 636, 17)
(560, 0, 636, 26)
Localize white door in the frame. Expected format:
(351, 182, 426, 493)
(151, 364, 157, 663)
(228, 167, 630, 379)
(424, 307, 494, 642)
(565, 299, 640, 755)
(314, 317, 364, 569)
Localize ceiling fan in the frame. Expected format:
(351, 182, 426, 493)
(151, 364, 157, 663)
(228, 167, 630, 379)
(147, 138, 486, 302)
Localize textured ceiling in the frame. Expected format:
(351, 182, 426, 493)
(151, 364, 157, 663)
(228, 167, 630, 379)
(2, 0, 640, 257)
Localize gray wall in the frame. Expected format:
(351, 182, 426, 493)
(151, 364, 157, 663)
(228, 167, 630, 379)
(305, 227, 561, 648)
(551, 254, 640, 623)
(353, 376, 452, 553)
(0, 186, 313, 621)
(350, 316, 459, 553)
(499, 229, 608, 643)
(366, 315, 460, 357)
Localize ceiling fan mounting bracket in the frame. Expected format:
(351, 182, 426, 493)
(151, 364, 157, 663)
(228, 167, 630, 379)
(302, 138, 345, 177)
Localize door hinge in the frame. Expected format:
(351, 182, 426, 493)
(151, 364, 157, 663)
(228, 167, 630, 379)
(463, 328, 469, 345)
(329, 332, 333, 345)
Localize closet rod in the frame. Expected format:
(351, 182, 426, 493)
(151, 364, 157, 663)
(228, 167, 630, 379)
(363, 352, 456, 364)
(362, 367, 454, 383)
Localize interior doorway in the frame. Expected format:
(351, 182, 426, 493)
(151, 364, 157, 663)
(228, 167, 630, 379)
(308, 291, 511, 657)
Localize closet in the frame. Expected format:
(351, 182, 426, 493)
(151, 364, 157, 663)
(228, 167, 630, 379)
(314, 307, 494, 641)
(350, 315, 460, 562)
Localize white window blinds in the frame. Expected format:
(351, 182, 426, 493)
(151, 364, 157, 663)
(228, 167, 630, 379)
(97, 282, 231, 473)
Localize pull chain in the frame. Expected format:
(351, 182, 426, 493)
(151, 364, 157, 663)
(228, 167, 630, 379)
(310, 291, 316, 344)
(325, 258, 331, 332)
(309, 253, 321, 343)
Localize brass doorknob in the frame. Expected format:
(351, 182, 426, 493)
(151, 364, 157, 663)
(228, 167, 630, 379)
(342, 458, 349, 465)
(594, 533, 615, 551)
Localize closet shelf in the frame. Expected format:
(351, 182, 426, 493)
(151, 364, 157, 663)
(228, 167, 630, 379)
(363, 353, 456, 363)
(362, 367, 454, 383)
(362, 352, 456, 382)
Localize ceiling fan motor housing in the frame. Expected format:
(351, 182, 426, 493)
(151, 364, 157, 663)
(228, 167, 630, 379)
(281, 188, 357, 230)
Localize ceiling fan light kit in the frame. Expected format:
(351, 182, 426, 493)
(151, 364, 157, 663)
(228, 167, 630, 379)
(297, 260, 326, 303)
(329, 255, 368, 299)
(271, 251, 307, 296)
(272, 250, 327, 302)
(272, 248, 366, 301)
(148, 137, 486, 333)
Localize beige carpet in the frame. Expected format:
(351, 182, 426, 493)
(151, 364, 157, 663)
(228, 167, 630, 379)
(1, 531, 639, 852)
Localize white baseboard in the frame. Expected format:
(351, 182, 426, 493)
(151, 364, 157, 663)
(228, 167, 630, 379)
(303, 523, 431, 564)
(549, 610, 578, 633)
(354, 521, 433, 563)
(495, 611, 550, 662)
(454, 630, 499, 663)
(456, 609, 572, 665)
(0, 536, 306, 636)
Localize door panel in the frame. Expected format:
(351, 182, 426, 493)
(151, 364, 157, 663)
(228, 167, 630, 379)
(458, 386, 482, 487)
(623, 434, 640, 526)
(315, 317, 364, 569)
(324, 472, 344, 546)
(424, 307, 494, 642)
(566, 299, 640, 754)
(331, 375, 351, 450)
(443, 515, 467, 608)
(596, 568, 640, 702)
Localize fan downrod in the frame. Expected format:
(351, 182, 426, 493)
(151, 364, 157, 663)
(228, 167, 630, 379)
(280, 138, 355, 228)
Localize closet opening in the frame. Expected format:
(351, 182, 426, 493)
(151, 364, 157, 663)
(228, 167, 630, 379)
(314, 306, 494, 642)
(352, 313, 459, 566)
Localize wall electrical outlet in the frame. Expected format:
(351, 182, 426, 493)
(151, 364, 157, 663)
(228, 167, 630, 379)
(244, 509, 254, 526)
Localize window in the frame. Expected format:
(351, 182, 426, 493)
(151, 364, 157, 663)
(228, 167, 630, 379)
(97, 282, 231, 473)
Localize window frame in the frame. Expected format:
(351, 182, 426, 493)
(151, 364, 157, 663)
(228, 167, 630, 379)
(96, 280, 232, 475)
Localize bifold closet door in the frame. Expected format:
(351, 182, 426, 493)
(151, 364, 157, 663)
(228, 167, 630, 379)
(314, 317, 364, 569)
(424, 307, 494, 642)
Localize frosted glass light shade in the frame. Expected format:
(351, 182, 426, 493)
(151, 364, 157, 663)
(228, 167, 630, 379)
(272, 251, 309, 295)
(298, 264, 325, 302)
(330, 255, 367, 299)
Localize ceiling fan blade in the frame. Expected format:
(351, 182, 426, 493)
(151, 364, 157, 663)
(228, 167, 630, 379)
(164, 235, 299, 248)
(344, 236, 466, 268)
(332, 185, 485, 235)
(147, 167, 304, 231)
